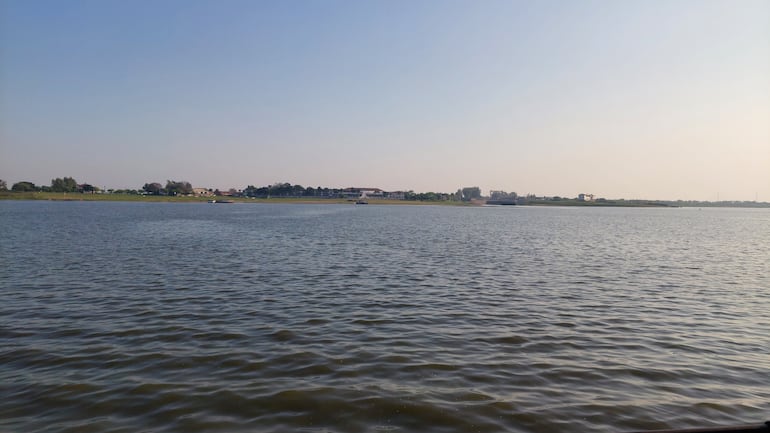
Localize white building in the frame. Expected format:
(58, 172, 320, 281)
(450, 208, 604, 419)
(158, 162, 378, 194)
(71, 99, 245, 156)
(192, 188, 214, 197)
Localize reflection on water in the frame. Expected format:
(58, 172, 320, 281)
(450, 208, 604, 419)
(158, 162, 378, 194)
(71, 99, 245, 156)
(1, 202, 768, 433)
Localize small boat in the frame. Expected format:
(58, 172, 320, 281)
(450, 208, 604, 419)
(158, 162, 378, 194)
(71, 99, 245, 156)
(208, 199, 235, 204)
(355, 199, 368, 205)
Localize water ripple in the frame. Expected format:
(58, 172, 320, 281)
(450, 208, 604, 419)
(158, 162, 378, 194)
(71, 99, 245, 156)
(1, 202, 769, 432)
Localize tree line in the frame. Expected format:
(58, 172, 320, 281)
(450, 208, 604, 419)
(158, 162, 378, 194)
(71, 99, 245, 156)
(1, 177, 99, 193)
(0, 177, 485, 202)
(141, 181, 483, 201)
(141, 180, 193, 196)
(241, 183, 482, 201)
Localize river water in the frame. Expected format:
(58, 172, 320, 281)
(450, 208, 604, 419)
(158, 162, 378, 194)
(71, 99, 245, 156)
(1, 201, 768, 433)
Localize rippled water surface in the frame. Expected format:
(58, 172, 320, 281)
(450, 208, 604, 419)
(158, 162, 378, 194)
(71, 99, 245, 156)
(1, 201, 768, 433)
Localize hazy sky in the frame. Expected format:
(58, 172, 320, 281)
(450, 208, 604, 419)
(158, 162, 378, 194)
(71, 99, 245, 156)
(1, 0, 768, 200)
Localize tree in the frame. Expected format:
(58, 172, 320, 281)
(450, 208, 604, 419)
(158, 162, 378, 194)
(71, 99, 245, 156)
(12, 181, 37, 192)
(268, 182, 292, 196)
(243, 185, 259, 197)
(143, 182, 164, 195)
(165, 180, 193, 196)
(292, 184, 305, 196)
(80, 183, 98, 193)
(0, 179, 7, 191)
(51, 177, 78, 192)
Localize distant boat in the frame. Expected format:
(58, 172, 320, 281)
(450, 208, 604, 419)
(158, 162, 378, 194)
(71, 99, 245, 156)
(355, 199, 368, 205)
(208, 199, 235, 204)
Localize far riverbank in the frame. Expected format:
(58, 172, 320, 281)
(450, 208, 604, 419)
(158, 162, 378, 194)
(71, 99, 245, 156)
(0, 191, 472, 206)
(2, 191, 767, 208)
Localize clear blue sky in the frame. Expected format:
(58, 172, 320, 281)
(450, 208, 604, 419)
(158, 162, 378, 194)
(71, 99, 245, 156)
(1, 0, 768, 200)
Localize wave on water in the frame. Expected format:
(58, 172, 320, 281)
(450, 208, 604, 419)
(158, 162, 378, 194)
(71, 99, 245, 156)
(1, 202, 769, 432)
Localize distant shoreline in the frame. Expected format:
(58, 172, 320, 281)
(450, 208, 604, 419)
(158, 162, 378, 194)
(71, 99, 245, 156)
(0, 191, 471, 206)
(2, 191, 768, 208)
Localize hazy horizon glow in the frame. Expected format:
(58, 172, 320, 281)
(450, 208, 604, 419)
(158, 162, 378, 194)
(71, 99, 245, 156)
(1, 0, 768, 200)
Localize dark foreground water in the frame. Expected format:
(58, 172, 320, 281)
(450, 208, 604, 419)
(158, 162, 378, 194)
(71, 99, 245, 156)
(1, 201, 768, 433)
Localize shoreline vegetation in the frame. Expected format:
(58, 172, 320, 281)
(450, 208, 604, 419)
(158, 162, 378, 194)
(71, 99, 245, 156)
(1, 177, 767, 207)
(0, 191, 472, 206)
(1, 191, 769, 208)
